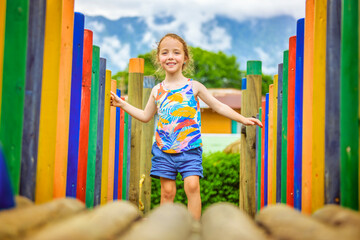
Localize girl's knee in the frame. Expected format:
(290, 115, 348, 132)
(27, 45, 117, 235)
(184, 178, 200, 195)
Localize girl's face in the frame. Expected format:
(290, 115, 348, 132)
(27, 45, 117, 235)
(158, 37, 187, 75)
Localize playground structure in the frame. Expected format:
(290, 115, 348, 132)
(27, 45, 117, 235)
(0, 0, 359, 239)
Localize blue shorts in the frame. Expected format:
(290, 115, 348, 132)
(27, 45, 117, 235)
(150, 142, 203, 181)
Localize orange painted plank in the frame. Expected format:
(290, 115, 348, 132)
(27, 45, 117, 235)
(54, 0, 74, 199)
(287, 36, 297, 207)
(302, 0, 315, 214)
(76, 29, 93, 203)
(129, 58, 144, 73)
(107, 79, 117, 202)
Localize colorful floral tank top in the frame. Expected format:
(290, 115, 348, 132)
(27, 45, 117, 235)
(155, 79, 202, 153)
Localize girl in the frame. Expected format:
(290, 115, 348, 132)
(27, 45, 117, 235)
(110, 33, 262, 220)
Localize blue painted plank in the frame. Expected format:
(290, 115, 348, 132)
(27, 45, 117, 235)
(113, 89, 121, 200)
(294, 18, 305, 210)
(66, 12, 84, 198)
(0, 148, 15, 210)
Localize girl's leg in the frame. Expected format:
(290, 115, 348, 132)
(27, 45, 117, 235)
(184, 175, 201, 220)
(160, 177, 176, 204)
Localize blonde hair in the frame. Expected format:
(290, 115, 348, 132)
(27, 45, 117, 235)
(152, 33, 194, 78)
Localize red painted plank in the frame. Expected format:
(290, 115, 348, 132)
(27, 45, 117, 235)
(118, 98, 125, 199)
(76, 29, 93, 202)
(287, 36, 297, 206)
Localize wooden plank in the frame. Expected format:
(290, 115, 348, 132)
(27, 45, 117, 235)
(0, 0, 29, 194)
(239, 61, 262, 217)
(261, 100, 265, 209)
(53, 0, 75, 199)
(302, 0, 315, 214)
(257, 107, 262, 211)
(281, 50, 289, 204)
(202, 203, 267, 240)
(264, 93, 269, 207)
(66, 12, 84, 198)
(255, 112, 259, 212)
(20, 0, 46, 201)
(85, 46, 100, 208)
(107, 79, 117, 202)
(122, 111, 129, 200)
(0, 198, 85, 240)
(0, 0, 5, 121)
(28, 201, 140, 240)
(140, 76, 155, 214)
(35, 0, 63, 203)
(268, 86, 274, 205)
(272, 75, 278, 205)
(118, 99, 125, 200)
(0, 147, 15, 209)
(128, 58, 144, 206)
(127, 115, 132, 200)
(113, 88, 121, 200)
(287, 36, 296, 207)
(119, 203, 193, 240)
(276, 64, 283, 203)
(312, 0, 327, 212)
(294, 18, 305, 210)
(324, 0, 341, 207)
(100, 69, 112, 205)
(93, 57, 106, 207)
(77, 29, 93, 203)
(340, 0, 359, 210)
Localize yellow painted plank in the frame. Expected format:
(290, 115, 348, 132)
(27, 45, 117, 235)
(101, 69, 111, 205)
(272, 74, 278, 204)
(311, 0, 327, 213)
(53, 0, 74, 199)
(0, 0, 6, 122)
(35, 0, 63, 204)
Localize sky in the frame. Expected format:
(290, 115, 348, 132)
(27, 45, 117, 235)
(74, 0, 306, 73)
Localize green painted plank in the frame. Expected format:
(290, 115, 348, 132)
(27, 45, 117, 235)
(122, 112, 129, 200)
(85, 45, 100, 208)
(340, 0, 359, 210)
(281, 50, 289, 204)
(0, 0, 29, 194)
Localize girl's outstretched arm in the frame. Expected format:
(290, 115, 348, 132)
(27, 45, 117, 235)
(110, 88, 157, 123)
(194, 81, 263, 128)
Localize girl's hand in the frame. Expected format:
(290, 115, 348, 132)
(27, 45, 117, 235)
(243, 117, 263, 128)
(110, 91, 124, 107)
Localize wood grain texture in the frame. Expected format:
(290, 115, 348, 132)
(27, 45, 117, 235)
(20, 0, 46, 201)
(302, 0, 315, 214)
(36, 0, 63, 203)
(53, 0, 74, 199)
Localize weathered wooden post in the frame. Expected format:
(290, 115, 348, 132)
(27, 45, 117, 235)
(20, 0, 46, 201)
(127, 58, 144, 207)
(239, 61, 262, 217)
(140, 76, 155, 214)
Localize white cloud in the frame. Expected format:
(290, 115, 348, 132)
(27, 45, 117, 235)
(254, 47, 281, 75)
(75, 0, 305, 21)
(100, 36, 131, 71)
(86, 21, 105, 33)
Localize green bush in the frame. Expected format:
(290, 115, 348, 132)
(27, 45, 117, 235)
(151, 151, 240, 212)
